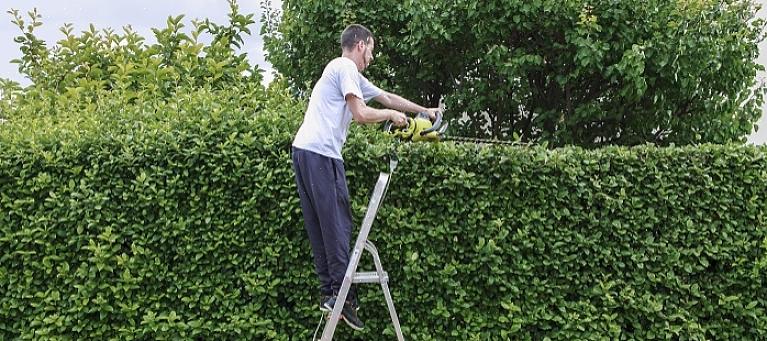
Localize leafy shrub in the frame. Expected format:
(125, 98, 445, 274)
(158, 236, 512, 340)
(2, 0, 260, 121)
(2, 95, 766, 338)
(1, 1, 766, 339)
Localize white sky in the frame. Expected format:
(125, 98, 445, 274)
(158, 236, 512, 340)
(745, 0, 767, 145)
(0, 0, 766, 144)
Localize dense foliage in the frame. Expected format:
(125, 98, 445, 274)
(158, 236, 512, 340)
(1, 1, 766, 339)
(2, 100, 767, 338)
(1, 0, 260, 121)
(0, 79, 302, 339)
(263, 0, 766, 147)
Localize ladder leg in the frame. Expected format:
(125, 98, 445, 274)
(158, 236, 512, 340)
(367, 240, 405, 341)
(380, 281, 405, 341)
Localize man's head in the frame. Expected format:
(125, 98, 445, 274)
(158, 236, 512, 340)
(340, 24, 375, 71)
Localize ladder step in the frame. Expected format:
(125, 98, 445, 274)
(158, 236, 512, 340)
(353, 271, 388, 283)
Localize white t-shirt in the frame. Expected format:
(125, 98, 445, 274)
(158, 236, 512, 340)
(292, 57, 383, 160)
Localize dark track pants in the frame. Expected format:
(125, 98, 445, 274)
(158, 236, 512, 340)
(292, 147, 354, 296)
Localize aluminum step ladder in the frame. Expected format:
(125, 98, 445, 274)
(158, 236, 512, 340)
(318, 156, 404, 341)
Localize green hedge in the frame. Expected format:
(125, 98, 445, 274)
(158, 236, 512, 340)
(1, 95, 766, 339)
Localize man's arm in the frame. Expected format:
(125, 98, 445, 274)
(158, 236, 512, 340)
(374, 91, 440, 118)
(347, 94, 407, 126)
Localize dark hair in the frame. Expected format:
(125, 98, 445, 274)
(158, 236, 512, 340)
(340, 24, 373, 50)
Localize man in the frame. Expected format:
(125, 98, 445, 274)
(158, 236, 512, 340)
(291, 24, 439, 331)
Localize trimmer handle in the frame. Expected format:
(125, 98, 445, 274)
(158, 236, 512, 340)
(417, 111, 442, 136)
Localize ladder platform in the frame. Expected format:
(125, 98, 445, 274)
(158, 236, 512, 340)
(353, 271, 388, 283)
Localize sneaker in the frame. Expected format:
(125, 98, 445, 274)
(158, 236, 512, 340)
(350, 297, 360, 311)
(323, 294, 359, 311)
(324, 296, 365, 331)
(320, 295, 333, 312)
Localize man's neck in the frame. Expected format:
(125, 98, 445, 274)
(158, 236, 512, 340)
(341, 52, 362, 71)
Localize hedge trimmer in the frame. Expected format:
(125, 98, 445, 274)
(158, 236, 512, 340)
(384, 111, 520, 145)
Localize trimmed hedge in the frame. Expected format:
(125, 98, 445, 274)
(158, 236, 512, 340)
(1, 95, 767, 339)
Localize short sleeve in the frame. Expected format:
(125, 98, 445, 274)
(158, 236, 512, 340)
(338, 63, 363, 100)
(359, 74, 383, 102)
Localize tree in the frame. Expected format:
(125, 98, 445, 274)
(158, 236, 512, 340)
(262, 0, 766, 147)
(1, 0, 263, 120)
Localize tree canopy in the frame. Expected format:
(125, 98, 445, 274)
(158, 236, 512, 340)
(263, 0, 766, 147)
(0, 0, 264, 121)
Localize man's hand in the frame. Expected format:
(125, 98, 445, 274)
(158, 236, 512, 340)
(388, 110, 408, 127)
(424, 108, 441, 120)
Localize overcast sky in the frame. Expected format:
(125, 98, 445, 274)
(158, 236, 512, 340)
(1, 0, 766, 144)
